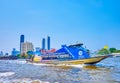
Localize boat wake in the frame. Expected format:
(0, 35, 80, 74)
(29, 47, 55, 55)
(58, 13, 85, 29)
(0, 72, 15, 77)
(67, 64, 85, 68)
(28, 62, 85, 68)
(0, 59, 27, 64)
(27, 62, 53, 66)
(0, 78, 49, 83)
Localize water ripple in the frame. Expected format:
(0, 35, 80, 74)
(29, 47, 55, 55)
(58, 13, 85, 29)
(0, 57, 120, 83)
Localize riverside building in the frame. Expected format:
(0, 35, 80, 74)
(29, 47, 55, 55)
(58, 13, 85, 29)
(21, 42, 34, 54)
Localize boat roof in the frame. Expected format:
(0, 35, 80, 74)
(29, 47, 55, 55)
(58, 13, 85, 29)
(69, 43, 83, 47)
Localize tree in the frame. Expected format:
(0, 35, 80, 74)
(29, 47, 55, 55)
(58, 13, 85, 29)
(17, 54, 21, 58)
(97, 48, 110, 55)
(21, 53, 28, 58)
(27, 51, 34, 59)
(109, 48, 117, 53)
(114, 50, 120, 53)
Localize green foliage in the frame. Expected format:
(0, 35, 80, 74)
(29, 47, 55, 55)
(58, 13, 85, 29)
(21, 53, 28, 58)
(27, 51, 33, 55)
(27, 51, 34, 59)
(97, 48, 110, 55)
(17, 54, 21, 58)
(17, 53, 28, 59)
(109, 48, 116, 53)
(17, 51, 34, 59)
(114, 50, 120, 53)
(97, 47, 120, 55)
(109, 48, 120, 53)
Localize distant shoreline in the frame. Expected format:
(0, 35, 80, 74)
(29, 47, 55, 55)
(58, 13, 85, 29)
(0, 56, 18, 60)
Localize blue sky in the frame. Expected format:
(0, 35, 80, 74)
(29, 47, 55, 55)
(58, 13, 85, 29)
(0, 0, 120, 54)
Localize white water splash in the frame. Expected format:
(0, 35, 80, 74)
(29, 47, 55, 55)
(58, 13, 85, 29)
(0, 72, 15, 77)
(66, 64, 85, 68)
(28, 62, 53, 66)
(0, 78, 51, 83)
(28, 62, 85, 68)
(11, 59, 27, 64)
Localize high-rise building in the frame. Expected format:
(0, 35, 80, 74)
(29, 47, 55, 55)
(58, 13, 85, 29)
(20, 35, 25, 53)
(20, 35, 24, 43)
(47, 36, 50, 50)
(42, 38, 45, 50)
(11, 48, 20, 56)
(21, 42, 34, 54)
(0, 51, 3, 56)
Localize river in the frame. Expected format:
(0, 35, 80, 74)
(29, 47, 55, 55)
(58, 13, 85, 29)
(0, 57, 120, 83)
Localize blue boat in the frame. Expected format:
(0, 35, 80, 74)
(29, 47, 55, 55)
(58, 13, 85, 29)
(27, 43, 111, 65)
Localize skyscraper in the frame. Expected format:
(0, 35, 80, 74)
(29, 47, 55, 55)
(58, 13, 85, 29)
(20, 35, 24, 43)
(20, 35, 25, 53)
(47, 36, 50, 50)
(42, 38, 45, 50)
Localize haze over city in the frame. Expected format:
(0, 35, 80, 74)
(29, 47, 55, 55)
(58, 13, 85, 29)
(0, 0, 120, 54)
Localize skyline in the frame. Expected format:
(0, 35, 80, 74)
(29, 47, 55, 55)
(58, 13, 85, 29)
(0, 0, 120, 54)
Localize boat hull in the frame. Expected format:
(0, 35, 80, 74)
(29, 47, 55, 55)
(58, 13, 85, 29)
(26, 55, 110, 65)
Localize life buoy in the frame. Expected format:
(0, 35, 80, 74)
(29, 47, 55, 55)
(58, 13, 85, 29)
(78, 51, 83, 56)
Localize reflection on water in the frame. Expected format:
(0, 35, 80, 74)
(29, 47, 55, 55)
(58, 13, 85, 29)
(0, 57, 120, 83)
(83, 65, 98, 69)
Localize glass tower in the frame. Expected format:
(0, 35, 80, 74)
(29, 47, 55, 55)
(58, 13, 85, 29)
(20, 35, 24, 43)
(20, 35, 24, 53)
(42, 38, 45, 50)
(47, 36, 50, 50)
